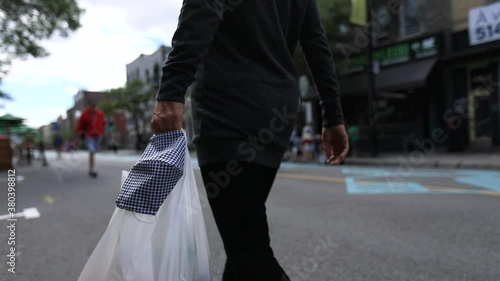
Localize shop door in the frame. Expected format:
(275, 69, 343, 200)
(468, 66, 493, 149)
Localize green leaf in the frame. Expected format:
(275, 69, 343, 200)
(0, 0, 84, 78)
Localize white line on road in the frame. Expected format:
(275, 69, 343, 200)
(0, 175, 25, 183)
(0, 207, 41, 220)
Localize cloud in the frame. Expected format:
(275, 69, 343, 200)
(5, 1, 180, 91)
(3, 105, 68, 128)
(1, 0, 184, 128)
(81, 0, 183, 31)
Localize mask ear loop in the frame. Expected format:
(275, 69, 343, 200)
(133, 212, 157, 224)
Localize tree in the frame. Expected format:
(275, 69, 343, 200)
(0, 89, 11, 100)
(60, 128, 76, 141)
(293, 0, 352, 71)
(317, 0, 352, 50)
(0, 0, 84, 83)
(98, 98, 118, 122)
(293, 0, 354, 81)
(104, 80, 156, 151)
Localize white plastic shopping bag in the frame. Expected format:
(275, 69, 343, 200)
(77, 135, 211, 281)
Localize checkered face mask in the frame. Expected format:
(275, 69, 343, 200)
(116, 130, 186, 215)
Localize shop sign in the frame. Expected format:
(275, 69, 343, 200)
(342, 34, 440, 74)
(469, 2, 500, 46)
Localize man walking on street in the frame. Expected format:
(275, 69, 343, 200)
(53, 134, 64, 159)
(77, 100, 105, 178)
(151, 0, 349, 280)
(36, 130, 48, 167)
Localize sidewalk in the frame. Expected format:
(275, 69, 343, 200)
(343, 151, 500, 170)
(101, 148, 500, 170)
(100, 148, 196, 157)
(100, 149, 142, 156)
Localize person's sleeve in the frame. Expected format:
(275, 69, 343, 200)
(156, 0, 224, 103)
(101, 113, 106, 134)
(76, 112, 85, 133)
(300, 0, 344, 128)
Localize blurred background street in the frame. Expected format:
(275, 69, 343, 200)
(0, 151, 499, 281)
(2, 0, 500, 280)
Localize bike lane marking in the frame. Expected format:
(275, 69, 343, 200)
(276, 171, 500, 197)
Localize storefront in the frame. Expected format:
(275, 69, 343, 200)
(335, 33, 445, 152)
(444, 2, 500, 151)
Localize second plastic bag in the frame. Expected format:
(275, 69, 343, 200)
(77, 141, 211, 281)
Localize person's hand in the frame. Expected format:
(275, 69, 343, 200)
(322, 124, 349, 165)
(150, 101, 185, 134)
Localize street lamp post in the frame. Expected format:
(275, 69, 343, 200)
(366, 0, 379, 157)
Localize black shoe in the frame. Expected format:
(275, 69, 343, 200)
(89, 171, 98, 178)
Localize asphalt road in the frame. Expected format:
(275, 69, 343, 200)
(0, 151, 499, 281)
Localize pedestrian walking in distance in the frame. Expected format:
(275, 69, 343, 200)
(53, 134, 64, 159)
(77, 100, 106, 178)
(151, 0, 349, 280)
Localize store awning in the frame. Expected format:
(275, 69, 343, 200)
(0, 114, 24, 127)
(376, 58, 437, 91)
(339, 72, 370, 95)
(339, 58, 437, 95)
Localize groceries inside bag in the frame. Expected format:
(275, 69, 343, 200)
(77, 131, 211, 281)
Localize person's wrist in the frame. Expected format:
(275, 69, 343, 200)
(324, 123, 345, 130)
(322, 117, 344, 128)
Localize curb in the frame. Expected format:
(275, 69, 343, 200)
(98, 151, 500, 171)
(342, 159, 500, 171)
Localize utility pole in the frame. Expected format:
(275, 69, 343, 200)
(366, 0, 378, 157)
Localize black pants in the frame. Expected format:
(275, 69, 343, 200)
(200, 162, 290, 281)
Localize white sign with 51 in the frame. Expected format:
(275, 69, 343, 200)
(469, 2, 500, 46)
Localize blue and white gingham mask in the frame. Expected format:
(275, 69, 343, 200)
(116, 130, 186, 215)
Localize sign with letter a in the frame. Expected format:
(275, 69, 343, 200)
(469, 2, 500, 46)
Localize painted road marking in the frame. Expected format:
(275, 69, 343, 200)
(345, 177, 428, 194)
(480, 192, 500, 197)
(455, 176, 500, 192)
(425, 185, 462, 192)
(83, 155, 500, 195)
(43, 195, 54, 205)
(0, 207, 41, 220)
(340, 168, 459, 178)
(277, 173, 345, 183)
(276, 173, 500, 196)
(342, 167, 500, 196)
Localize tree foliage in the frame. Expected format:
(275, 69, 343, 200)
(111, 80, 156, 113)
(60, 128, 76, 141)
(293, 0, 353, 77)
(103, 80, 157, 151)
(318, 0, 353, 50)
(97, 98, 118, 121)
(0, 88, 11, 100)
(0, 0, 84, 80)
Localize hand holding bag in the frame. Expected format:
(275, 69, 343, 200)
(77, 130, 211, 281)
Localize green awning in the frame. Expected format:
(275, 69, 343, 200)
(0, 124, 36, 135)
(0, 114, 24, 128)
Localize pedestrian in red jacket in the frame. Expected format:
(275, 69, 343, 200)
(77, 100, 106, 177)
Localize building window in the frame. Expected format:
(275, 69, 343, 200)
(399, 0, 420, 37)
(154, 64, 160, 81)
(153, 64, 161, 86)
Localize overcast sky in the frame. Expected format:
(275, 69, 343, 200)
(0, 0, 184, 128)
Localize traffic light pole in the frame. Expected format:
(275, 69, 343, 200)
(366, 0, 378, 157)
